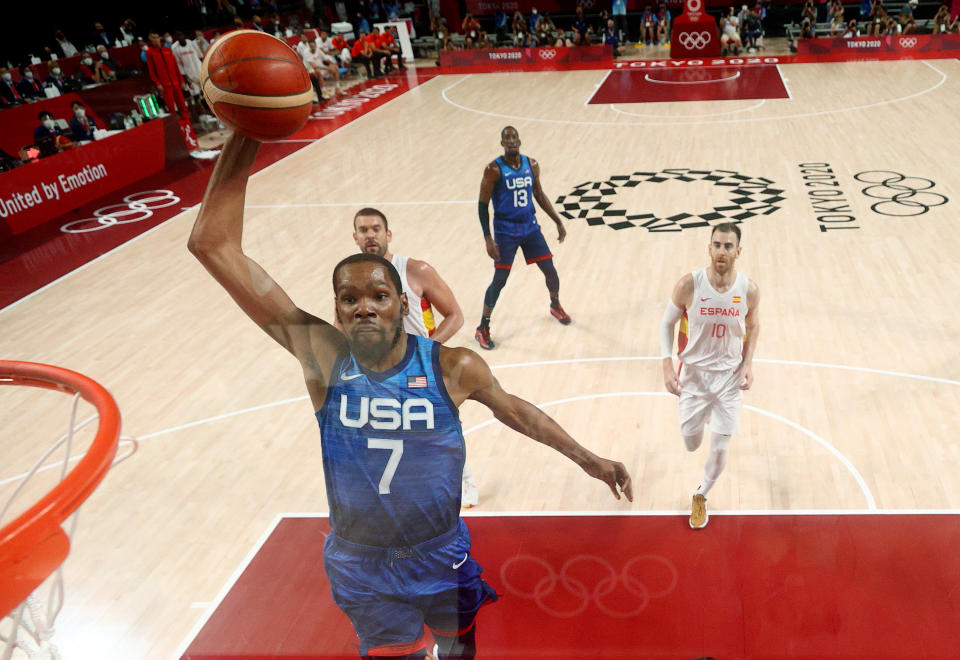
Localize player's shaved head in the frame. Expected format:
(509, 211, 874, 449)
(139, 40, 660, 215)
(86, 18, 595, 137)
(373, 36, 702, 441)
(501, 125, 518, 139)
(332, 253, 402, 295)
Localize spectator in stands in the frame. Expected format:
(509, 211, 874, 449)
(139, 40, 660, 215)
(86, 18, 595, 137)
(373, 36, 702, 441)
(69, 101, 98, 141)
(612, 0, 629, 41)
(351, 30, 380, 78)
(44, 64, 69, 93)
(194, 30, 211, 56)
(879, 14, 897, 33)
(171, 32, 204, 99)
(603, 18, 629, 55)
(0, 67, 24, 106)
(868, 0, 887, 35)
(829, 2, 845, 35)
(800, 17, 815, 38)
(801, 0, 817, 24)
(77, 52, 115, 84)
(842, 17, 859, 36)
(251, 15, 266, 31)
(91, 22, 113, 48)
(932, 3, 951, 32)
(720, 7, 742, 54)
(571, 25, 590, 46)
(301, 39, 341, 101)
(639, 5, 657, 45)
(478, 31, 494, 48)
(898, 0, 918, 34)
(745, 5, 763, 50)
(33, 110, 72, 156)
(379, 26, 405, 70)
(356, 11, 371, 34)
(16, 65, 44, 100)
(53, 30, 79, 58)
(462, 13, 482, 47)
(573, 6, 590, 42)
(146, 32, 190, 121)
(536, 13, 558, 45)
(859, 0, 872, 21)
(657, 5, 672, 43)
(511, 11, 527, 42)
(495, 9, 509, 43)
(528, 7, 542, 32)
(119, 19, 139, 45)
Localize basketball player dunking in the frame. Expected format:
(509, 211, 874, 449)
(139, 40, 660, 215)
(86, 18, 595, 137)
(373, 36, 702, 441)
(346, 208, 479, 508)
(190, 134, 633, 660)
(660, 224, 760, 529)
(475, 126, 571, 350)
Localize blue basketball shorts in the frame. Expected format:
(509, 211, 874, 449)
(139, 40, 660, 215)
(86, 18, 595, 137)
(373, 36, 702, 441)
(323, 519, 498, 656)
(493, 223, 552, 270)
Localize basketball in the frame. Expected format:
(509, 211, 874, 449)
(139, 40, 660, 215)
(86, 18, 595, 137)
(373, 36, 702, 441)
(201, 29, 314, 141)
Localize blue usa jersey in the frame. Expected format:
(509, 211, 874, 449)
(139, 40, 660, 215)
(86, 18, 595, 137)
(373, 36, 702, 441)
(491, 155, 537, 228)
(316, 335, 464, 547)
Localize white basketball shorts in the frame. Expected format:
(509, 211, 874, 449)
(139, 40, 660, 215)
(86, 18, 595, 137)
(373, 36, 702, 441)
(677, 363, 743, 436)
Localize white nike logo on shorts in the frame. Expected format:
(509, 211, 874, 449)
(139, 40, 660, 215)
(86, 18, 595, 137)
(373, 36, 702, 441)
(340, 372, 363, 381)
(452, 553, 468, 569)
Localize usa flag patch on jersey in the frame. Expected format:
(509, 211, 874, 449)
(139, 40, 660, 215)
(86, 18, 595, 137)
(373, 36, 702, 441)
(407, 375, 427, 388)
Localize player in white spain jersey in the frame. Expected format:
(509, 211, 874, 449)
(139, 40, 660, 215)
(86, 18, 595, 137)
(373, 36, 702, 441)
(659, 223, 760, 529)
(348, 208, 481, 507)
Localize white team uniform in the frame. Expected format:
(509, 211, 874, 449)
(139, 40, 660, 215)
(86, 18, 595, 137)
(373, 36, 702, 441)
(391, 254, 435, 338)
(677, 268, 749, 436)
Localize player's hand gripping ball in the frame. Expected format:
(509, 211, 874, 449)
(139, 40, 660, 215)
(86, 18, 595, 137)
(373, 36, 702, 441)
(201, 29, 314, 141)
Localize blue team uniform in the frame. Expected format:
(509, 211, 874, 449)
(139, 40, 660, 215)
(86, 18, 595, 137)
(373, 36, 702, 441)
(317, 335, 497, 655)
(491, 154, 552, 270)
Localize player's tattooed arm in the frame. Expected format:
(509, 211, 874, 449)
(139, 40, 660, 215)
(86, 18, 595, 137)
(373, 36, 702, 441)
(530, 159, 566, 243)
(740, 279, 760, 390)
(441, 347, 633, 501)
(189, 133, 344, 394)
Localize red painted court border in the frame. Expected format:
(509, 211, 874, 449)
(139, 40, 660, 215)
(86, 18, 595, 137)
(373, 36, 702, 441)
(589, 65, 789, 104)
(178, 511, 960, 660)
(0, 72, 436, 312)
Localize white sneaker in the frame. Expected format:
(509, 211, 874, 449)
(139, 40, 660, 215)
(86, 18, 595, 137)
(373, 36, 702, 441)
(461, 463, 479, 508)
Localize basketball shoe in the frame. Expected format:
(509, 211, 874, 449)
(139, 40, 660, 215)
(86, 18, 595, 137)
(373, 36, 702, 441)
(550, 302, 572, 325)
(690, 493, 708, 529)
(475, 325, 495, 349)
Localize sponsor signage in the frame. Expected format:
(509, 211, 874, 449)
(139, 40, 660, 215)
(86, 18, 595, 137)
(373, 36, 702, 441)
(439, 45, 612, 70)
(798, 33, 960, 55)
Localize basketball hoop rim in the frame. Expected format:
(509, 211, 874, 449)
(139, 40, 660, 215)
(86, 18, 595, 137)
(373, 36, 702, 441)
(0, 360, 120, 558)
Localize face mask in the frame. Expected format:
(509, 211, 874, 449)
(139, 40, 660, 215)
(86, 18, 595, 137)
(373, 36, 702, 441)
(83, 58, 93, 65)
(142, 45, 148, 51)
(101, 52, 110, 59)
(1, 73, 10, 81)
(51, 67, 61, 75)
(75, 108, 86, 117)
(25, 71, 34, 79)
(165, 36, 173, 44)
(43, 119, 55, 129)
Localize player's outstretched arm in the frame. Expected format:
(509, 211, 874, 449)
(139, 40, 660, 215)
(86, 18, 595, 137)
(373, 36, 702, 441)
(740, 279, 760, 390)
(441, 347, 633, 501)
(661, 273, 693, 396)
(478, 162, 500, 261)
(410, 259, 463, 343)
(188, 133, 342, 364)
(530, 159, 566, 243)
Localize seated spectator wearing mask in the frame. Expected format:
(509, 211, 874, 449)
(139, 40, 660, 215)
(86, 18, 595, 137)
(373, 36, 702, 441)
(77, 52, 115, 84)
(91, 21, 113, 47)
(34, 110, 73, 157)
(603, 18, 629, 55)
(53, 30, 79, 58)
(17, 65, 44, 100)
(69, 101, 98, 141)
(44, 64, 69, 93)
(119, 19, 139, 45)
(0, 67, 24, 106)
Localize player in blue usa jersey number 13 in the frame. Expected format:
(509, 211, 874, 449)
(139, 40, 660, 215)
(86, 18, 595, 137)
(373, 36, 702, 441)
(190, 134, 633, 660)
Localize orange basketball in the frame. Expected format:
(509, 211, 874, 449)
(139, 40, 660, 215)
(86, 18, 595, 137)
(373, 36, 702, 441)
(201, 30, 314, 141)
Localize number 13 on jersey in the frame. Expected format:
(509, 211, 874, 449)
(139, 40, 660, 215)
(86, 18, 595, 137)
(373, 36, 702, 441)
(513, 189, 528, 208)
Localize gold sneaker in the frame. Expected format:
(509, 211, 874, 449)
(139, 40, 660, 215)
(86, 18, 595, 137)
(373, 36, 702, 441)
(690, 493, 709, 529)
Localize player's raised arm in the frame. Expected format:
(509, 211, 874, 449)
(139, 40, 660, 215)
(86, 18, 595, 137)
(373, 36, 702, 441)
(440, 346, 633, 501)
(660, 273, 694, 396)
(478, 161, 501, 261)
(409, 259, 463, 344)
(740, 279, 760, 390)
(188, 133, 342, 365)
(529, 159, 566, 243)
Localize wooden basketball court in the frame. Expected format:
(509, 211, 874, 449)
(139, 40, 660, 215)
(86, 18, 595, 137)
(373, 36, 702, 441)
(2, 57, 959, 658)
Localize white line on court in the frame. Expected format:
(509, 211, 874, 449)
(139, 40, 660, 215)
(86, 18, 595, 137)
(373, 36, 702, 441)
(584, 70, 612, 107)
(643, 71, 741, 84)
(246, 200, 473, 209)
(611, 98, 765, 118)
(776, 63, 793, 99)
(441, 60, 947, 127)
(462, 390, 876, 510)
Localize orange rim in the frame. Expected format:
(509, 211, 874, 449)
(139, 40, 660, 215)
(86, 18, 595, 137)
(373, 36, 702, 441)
(0, 361, 120, 617)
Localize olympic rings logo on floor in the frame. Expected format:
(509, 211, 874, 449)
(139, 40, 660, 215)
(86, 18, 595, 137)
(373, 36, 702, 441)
(898, 37, 918, 49)
(499, 553, 678, 618)
(854, 170, 948, 217)
(678, 31, 712, 49)
(60, 190, 181, 234)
